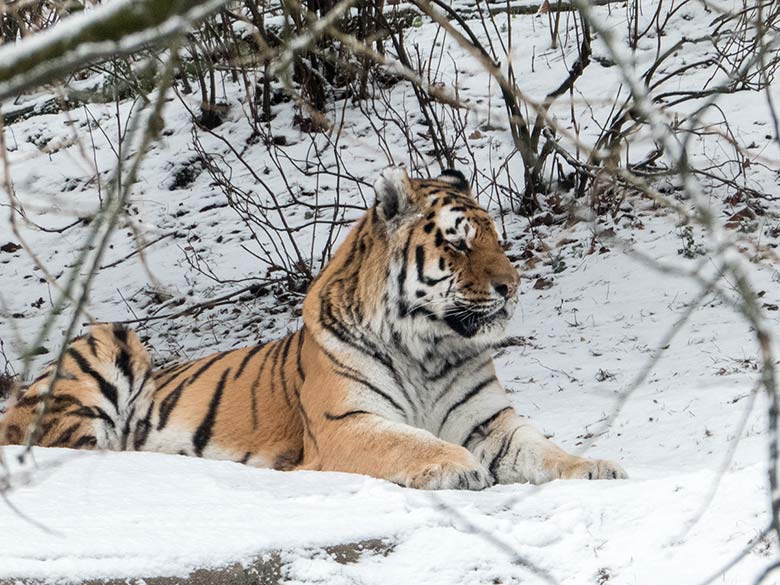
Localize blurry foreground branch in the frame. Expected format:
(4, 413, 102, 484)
(0, 0, 231, 101)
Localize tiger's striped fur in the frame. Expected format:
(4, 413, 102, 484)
(0, 167, 626, 489)
(0, 324, 155, 450)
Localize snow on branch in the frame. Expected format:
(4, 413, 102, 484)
(0, 0, 231, 101)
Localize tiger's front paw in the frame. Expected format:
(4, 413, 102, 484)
(403, 450, 494, 490)
(560, 457, 627, 480)
(406, 460, 493, 490)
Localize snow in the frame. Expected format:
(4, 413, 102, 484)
(1, 0, 779, 582)
(0, 445, 770, 583)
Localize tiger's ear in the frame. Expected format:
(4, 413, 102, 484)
(374, 166, 416, 221)
(437, 169, 470, 191)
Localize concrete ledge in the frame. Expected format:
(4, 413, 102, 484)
(0, 539, 394, 585)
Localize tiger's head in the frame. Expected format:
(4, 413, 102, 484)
(374, 166, 519, 346)
(304, 166, 520, 354)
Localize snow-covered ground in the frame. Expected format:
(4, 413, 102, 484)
(1, 0, 779, 583)
(0, 438, 770, 584)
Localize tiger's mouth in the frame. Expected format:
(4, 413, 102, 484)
(443, 305, 510, 338)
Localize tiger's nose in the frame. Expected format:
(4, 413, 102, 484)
(492, 278, 518, 300)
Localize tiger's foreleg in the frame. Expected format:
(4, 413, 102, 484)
(465, 408, 627, 484)
(299, 371, 493, 489)
(306, 412, 493, 489)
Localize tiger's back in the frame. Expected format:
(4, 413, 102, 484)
(0, 325, 309, 469)
(142, 329, 307, 468)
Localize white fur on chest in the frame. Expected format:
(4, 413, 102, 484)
(326, 329, 510, 445)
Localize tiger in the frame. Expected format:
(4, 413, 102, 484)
(0, 167, 626, 489)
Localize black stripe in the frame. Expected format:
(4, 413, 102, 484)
(340, 216, 368, 267)
(318, 296, 416, 411)
(288, 329, 316, 452)
(268, 341, 284, 394)
(74, 435, 98, 448)
(297, 402, 318, 453)
(124, 367, 151, 447)
(154, 363, 193, 391)
(72, 405, 116, 427)
(156, 388, 182, 431)
(397, 232, 413, 308)
(156, 361, 192, 376)
(278, 334, 296, 409)
(295, 328, 306, 381)
(157, 361, 184, 375)
(273, 448, 304, 470)
(128, 368, 152, 406)
(121, 406, 136, 449)
(67, 348, 119, 411)
(248, 341, 278, 429)
(324, 410, 371, 420)
(489, 427, 519, 477)
(319, 309, 372, 357)
(428, 354, 485, 384)
(3, 424, 22, 444)
(319, 346, 363, 378)
(31, 369, 53, 385)
(112, 324, 128, 343)
(432, 356, 489, 403)
(193, 369, 230, 456)
(415, 245, 450, 286)
(320, 304, 405, 386)
(439, 377, 496, 432)
(462, 407, 513, 447)
(35, 420, 56, 443)
(319, 300, 387, 365)
(115, 347, 134, 391)
(133, 402, 154, 451)
(280, 333, 295, 367)
(50, 393, 84, 409)
(234, 344, 266, 380)
(85, 334, 99, 357)
(334, 370, 406, 415)
(318, 346, 412, 410)
(157, 352, 230, 430)
(16, 394, 42, 408)
(52, 422, 81, 446)
(415, 245, 426, 282)
(113, 325, 135, 390)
